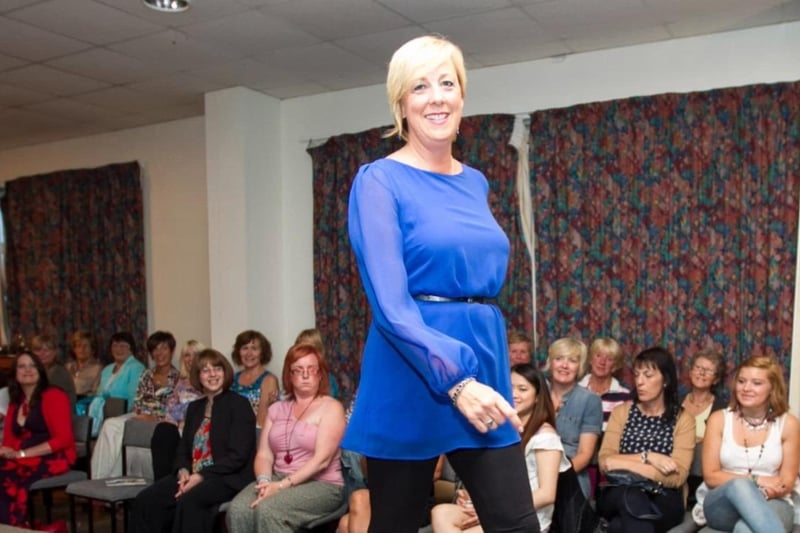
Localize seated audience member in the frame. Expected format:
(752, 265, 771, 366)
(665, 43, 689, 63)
(431, 363, 570, 533)
(66, 330, 102, 398)
(578, 337, 631, 431)
(227, 343, 345, 533)
(91, 330, 179, 478)
(86, 331, 145, 436)
(680, 349, 727, 442)
(30, 333, 77, 408)
(597, 347, 695, 533)
(547, 337, 602, 498)
(150, 339, 205, 480)
(700, 356, 799, 532)
(508, 331, 533, 365)
(129, 349, 256, 533)
(294, 327, 340, 398)
(0, 353, 75, 526)
(230, 330, 279, 428)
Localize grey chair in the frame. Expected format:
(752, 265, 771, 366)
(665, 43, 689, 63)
(66, 418, 157, 533)
(27, 414, 92, 524)
(666, 442, 704, 533)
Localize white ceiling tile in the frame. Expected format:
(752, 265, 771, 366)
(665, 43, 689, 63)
(0, 82, 52, 106)
(469, 40, 572, 66)
(0, 15, 90, 60)
(0, 52, 25, 72)
(565, 24, 672, 53)
(127, 73, 226, 101)
(0, 64, 109, 95)
(256, 82, 329, 100)
(186, 58, 307, 89)
(9, 0, 164, 45)
(70, 86, 161, 113)
(261, 0, 411, 40)
(0, 0, 41, 13)
(21, 97, 127, 122)
(334, 26, 429, 66)
(46, 48, 176, 84)
(108, 29, 241, 69)
(665, 4, 788, 37)
(179, 9, 320, 53)
(376, 0, 514, 23)
(253, 42, 380, 82)
(323, 68, 387, 91)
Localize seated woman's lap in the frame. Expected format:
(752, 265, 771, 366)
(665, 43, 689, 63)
(598, 486, 684, 533)
(229, 478, 343, 528)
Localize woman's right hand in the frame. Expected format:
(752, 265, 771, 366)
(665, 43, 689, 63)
(452, 380, 523, 433)
(646, 452, 678, 476)
(250, 479, 280, 508)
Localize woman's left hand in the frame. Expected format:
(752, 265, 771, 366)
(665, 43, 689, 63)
(0, 446, 15, 459)
(250, 480, 282, 508)
(175, 472, 202, 497)
(453, 380, 523, 433)
(646, 452, 678, 476)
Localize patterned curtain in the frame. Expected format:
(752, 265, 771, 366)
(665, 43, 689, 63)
(529, 81, 800, 385)
(2, 161, 147, 363)
(308, 114, 531, 406)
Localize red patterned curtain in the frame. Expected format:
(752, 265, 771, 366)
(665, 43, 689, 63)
(530, 81, 800, 385)
(308, 114, 531, 405)
(2, 161, 147, 362)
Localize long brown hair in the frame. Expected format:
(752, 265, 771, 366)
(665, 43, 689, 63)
(512, 363, 557, 448)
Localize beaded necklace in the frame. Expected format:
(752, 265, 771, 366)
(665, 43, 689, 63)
(283, 398, 316, 464)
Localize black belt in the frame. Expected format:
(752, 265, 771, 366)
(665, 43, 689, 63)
(414, 294, 493, 304)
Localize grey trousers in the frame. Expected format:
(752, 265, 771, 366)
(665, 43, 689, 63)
(227, 474, 344, 533)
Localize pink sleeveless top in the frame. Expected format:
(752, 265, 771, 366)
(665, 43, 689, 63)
(267, 400, 343, 486)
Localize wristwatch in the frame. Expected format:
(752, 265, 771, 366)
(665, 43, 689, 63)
(641, 450, 649, 464)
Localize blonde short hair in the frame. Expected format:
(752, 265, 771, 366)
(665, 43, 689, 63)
(587, 337, 624, 374)
(385, 35, 467, 141)
(546, 337, 588, 380)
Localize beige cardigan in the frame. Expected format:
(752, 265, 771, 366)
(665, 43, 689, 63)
(598, 401, 696, 489)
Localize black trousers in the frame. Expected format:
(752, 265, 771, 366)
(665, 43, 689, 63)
(597, 485, 684, 533)
(150, 422, 181, 480)
(128, 474, 238, 533)
(366, 444, 540, 533)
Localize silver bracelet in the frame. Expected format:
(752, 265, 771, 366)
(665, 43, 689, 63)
(449, 377, 476, 405)
(256, 474, 272, 484)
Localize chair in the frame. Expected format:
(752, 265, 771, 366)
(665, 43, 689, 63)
(28, 414, 93, 524)
(66, 418, 157, 533)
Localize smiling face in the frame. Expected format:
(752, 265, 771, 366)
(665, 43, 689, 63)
(590, 349, 615, 380)
(238, 339, 263, 370)
(198, 362, 225, 396)
(511, 371, 537, 418)
(690, 356, 718, 391)
(111, 340, 132, 363)
(735, 366, 772, 411)
(550, 353, 580, 386)
(16, 354, 41, 388)
(400, 60, 463, 149)
(32, 342, 56, 368)
(150, 342, 173, 370)
(634, 362, 665, 404)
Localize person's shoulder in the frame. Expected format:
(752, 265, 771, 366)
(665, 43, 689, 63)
(42, 386, 69, 403)
(781, 411, 800, 433)
(610, 401, 633, 418)
(319, 395, 344, 414)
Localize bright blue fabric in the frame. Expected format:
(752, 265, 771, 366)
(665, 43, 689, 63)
(343, 158, 519, 460)
(86, 355, 145, 436)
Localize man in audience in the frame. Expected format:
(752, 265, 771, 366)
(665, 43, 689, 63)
(508, 331, 533, 365)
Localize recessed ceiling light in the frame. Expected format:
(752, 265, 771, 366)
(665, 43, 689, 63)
(143, 0, 190, 13)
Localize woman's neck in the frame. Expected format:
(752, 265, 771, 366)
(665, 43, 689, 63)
(638, 398, 666, 417)
(518, 411, 532, 430)
(739, 404, 769, 420)
(689, 388, 713, 403)
(589, 375, 612, 393)
(154, 364, 171, 376)
(21, 384, 35, 400)
(76, 356, 95, 368)
(550, 380, 575, 397)
(398, 142, 455, 175)
(241, 365, 263, 376)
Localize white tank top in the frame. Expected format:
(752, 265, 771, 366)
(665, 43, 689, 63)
(720, 408, 784, 477)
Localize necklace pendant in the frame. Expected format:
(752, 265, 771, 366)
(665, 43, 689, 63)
(284, 453, 293, 464)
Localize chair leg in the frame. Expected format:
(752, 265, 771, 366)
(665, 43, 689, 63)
(88, 499, 95, 533)
(69, 495, 77, 533)
(43, 489, 54, 523)
(28, 491, 36, 526)
(109, 503, 117, 533)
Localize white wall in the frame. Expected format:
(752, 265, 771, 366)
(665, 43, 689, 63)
(0, 117, 210, 360)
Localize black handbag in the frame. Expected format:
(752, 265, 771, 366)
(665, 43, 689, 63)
(599, 470, 664, 521)
(604, 469, 663, 495)
(550, 466, 602, 533)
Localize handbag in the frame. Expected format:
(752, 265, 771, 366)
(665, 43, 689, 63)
(550, 466, 602, 533)
(599, 470, 664, 521)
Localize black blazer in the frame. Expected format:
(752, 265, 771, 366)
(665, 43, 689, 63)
(176, 389, 256, 491)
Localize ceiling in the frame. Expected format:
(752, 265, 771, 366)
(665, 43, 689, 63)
(0, 0, 798, 151)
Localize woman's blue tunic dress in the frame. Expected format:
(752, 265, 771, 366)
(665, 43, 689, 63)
(343, 158, 518, 459)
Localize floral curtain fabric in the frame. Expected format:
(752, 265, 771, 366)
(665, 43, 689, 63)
(308, 114, 529, 403)
(2, 161, 147, 362)
(529, 81, 800, 382)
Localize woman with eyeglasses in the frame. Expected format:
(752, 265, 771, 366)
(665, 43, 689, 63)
(228, 342, 346, 533)
(129, 349, 256, 533)
(680, 350, 727, 443)
(0, 352, 75, 526)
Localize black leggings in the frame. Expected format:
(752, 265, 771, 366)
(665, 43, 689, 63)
(366, 444, 540, 533)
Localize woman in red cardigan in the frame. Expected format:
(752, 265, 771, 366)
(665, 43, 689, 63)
(0, 352, 76, 526)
